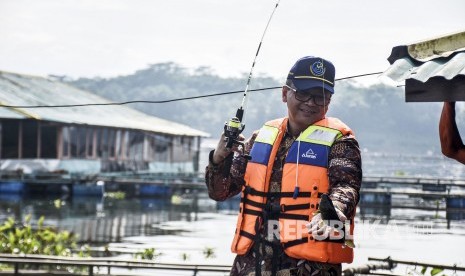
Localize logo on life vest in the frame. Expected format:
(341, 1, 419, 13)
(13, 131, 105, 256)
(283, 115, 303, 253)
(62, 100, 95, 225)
(302, 148, 317, 159)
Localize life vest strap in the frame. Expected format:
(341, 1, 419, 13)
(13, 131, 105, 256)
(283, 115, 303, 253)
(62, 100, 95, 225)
(281, 203, 310, 212)
(244, 186, 312, 198)
(269, 191, 312, 198)
(243, 208, 263, 217)
(239, 230, 255, 240)
(278, 213, 309, 220)
(282, 234, 346, 249)
(282, 237, 308, 249)
(241, 198, 310, 212)
(241, 197, 265, 209)
(243, 207, 309, 221)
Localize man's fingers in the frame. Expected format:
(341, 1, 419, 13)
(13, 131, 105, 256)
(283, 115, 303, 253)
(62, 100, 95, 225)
(308, 224, 318, 233)
(307, 213, 324, 233)
(307, 207, 347, 237)
(335, 208, 347, 223)
(312, 213, 321, 222)
(212, 133, 232, 164)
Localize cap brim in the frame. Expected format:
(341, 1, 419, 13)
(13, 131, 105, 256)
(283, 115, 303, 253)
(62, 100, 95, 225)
(292, 79, 334, 94)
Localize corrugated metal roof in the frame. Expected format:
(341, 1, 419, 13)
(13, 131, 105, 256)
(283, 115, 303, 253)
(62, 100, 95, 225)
(382, 30, 465, 102)
(383, 51, 465, 83)
(405, 30, 465, 62)
(0, 106, 24, 119)
(0, 71, 209, 137)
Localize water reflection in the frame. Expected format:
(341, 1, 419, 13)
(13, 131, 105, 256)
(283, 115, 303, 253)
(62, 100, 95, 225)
(0, 192, 217, 243)
(1, 190, 464, 245)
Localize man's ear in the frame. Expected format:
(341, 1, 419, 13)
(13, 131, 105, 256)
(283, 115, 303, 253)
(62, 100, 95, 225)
(282, 86, 288, 103)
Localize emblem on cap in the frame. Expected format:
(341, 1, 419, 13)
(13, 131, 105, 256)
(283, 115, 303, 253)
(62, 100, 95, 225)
(310, 61, 325, 77)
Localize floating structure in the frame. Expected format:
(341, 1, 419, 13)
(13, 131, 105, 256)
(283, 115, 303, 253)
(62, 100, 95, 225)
(359, 176, 465, 225)
(0, 70, 209, 175)
(0, 253, 231, 276)
(0, 71, 209, 195)
(0, 254, 464, 276)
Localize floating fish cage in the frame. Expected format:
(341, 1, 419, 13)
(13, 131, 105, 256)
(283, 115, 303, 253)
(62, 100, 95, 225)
(0, 181, 24, 194)
(446, 197, 465, 220)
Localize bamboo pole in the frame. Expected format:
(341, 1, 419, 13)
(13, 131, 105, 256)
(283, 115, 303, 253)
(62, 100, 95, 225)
(368, 257, 465, 272)
(343, 262, 394, 276)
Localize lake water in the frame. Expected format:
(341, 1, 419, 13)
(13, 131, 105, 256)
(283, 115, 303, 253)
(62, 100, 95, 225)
(4, 196, 463, 275)
(361, 151, 465, 179)
(1, 153, 465, 275)
(199, 141, 465, 179)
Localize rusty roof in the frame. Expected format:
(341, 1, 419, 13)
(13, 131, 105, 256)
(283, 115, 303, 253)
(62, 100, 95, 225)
(382, 30, 465, 102)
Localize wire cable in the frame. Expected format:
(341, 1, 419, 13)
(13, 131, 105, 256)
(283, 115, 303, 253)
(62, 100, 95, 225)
(0, 71, 383, 109)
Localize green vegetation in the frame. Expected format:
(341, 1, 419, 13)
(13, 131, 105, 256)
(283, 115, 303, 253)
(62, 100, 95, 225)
(404, 265, 448, 276)
(417, 266, 445, 276)
(202, 247, 216, 259)
(0, 215, 88, 257)
(134, 248, 162, 260)
(53, 199, 64, 209)
(394, 170, 406, 176)
(104, 191, 126, 199)
(181, 252, 190, 261)
(0, 215, 90, 273)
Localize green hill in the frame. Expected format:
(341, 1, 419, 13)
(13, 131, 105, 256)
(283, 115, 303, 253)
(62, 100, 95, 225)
(67, 62, 445, 155)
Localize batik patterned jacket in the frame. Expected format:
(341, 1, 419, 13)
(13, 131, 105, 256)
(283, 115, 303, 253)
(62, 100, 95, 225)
(205, 124, 362, 276)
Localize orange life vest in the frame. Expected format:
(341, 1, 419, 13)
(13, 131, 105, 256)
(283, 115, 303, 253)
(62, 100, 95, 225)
(231, 117, 355, 264)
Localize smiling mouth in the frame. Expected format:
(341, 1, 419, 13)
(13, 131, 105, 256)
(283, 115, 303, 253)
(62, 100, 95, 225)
(299, 107, 318, 114)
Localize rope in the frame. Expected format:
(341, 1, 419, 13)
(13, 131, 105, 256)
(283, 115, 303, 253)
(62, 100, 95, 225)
(0, 71, 383, 109)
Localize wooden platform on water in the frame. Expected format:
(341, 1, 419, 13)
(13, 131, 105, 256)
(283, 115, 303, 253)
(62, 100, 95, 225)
(1, 254, 464, 276)
(0, 253, 230, 276)
(2, 173, 465, 201)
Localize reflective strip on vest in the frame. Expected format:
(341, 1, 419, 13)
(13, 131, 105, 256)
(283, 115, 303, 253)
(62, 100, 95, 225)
(297, 126, 342, 146)
(255, 125, 279, 145)
(250, 125, 279, 166)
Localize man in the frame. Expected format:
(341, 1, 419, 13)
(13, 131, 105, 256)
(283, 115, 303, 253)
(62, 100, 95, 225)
(439, 102, 465, 164)
(206, 56, 362, 276)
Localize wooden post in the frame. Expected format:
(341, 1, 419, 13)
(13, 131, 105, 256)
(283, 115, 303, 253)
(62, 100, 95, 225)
(57, 126, 63, 159)
(18, 120, 22, 158)
(37, 121, 41, 158)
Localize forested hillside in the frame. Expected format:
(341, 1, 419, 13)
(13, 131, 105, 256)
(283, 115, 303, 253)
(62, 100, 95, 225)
(68, 62, 445, 155)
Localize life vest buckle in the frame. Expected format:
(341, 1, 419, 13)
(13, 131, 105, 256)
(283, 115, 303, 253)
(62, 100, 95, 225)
(264, 202, 281, 216)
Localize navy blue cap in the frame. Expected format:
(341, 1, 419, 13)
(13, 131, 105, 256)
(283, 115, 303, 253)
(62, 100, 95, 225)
(287, 56, 335, 94)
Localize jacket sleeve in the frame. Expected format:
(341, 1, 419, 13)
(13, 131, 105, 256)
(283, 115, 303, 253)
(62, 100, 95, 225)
(327, 135, 362, 219)
(205, 132, 258, 201)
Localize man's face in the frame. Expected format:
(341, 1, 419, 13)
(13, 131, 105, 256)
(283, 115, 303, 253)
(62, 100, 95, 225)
(282, 84, 331, 130)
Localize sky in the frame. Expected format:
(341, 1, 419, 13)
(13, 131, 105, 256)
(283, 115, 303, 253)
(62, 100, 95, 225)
(1, 0, 465, 84)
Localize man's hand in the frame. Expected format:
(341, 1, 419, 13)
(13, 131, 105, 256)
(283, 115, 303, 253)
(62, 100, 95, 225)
(212, 133, 245, 164)
(306, 206, 346, 238)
